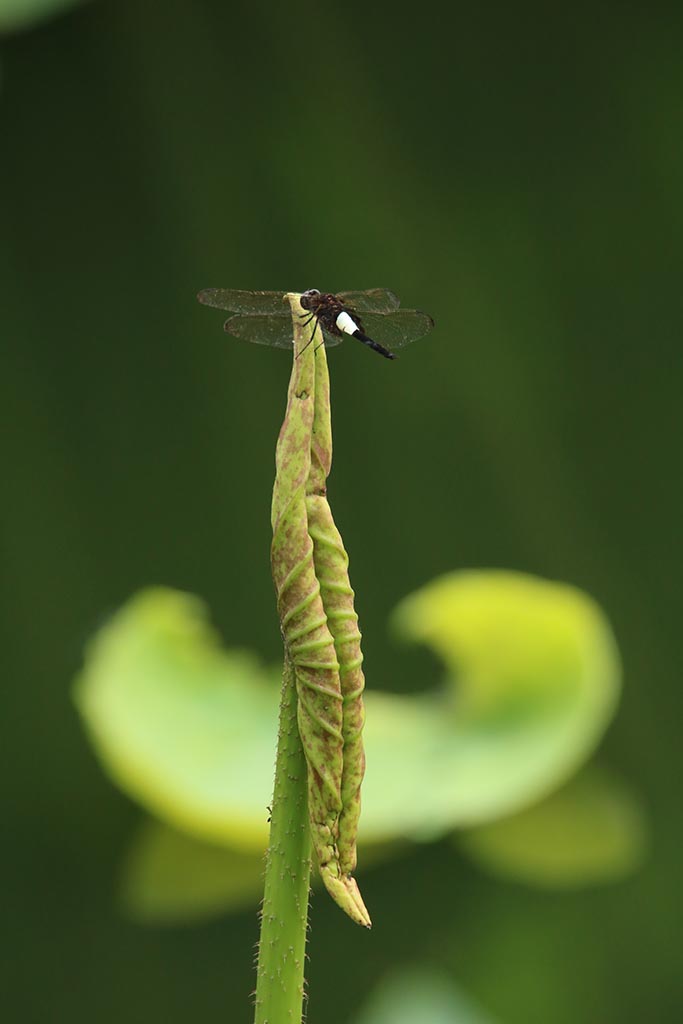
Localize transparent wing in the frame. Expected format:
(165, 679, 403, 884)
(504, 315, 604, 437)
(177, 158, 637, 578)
(337, 288, 400, 313)
(356, 310, 435, 351)
(223, 314, 295, 348)
(199, 287, 402, 316)
(320, 326, 345, 349)
(198, 289, 287, 313)
(226, 315, 346, 350)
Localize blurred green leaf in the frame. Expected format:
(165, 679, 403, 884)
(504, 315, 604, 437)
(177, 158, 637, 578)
(393, 571, 618, 721)
(378, 571, 621, 832)
(74, 588, 280, 850)
(121, 819, 264, 924)
(458, 767, 647, 887)
(350, 969, 499, 1024)
(121, 817, 400, 923)
(0, 0, 86, 32)
(75, 572, 622, 860)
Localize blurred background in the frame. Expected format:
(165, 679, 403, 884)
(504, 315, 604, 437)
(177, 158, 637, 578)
(1, 1, 681, 1021)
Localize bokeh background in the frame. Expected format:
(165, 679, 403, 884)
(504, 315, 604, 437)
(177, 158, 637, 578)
(2, 1, 681, 1021)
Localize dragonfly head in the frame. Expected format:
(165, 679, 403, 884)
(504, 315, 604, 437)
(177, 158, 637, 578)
(300, 289, 321, 310)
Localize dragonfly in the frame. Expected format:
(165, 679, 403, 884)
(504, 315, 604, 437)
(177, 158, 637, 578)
(197, 288, 434, 360)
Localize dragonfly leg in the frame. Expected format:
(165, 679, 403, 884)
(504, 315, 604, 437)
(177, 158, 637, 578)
(296, 316, 320, 359)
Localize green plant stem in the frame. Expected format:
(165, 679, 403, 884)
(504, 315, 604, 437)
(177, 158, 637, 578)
(254, 654, 312, 1024)
(254, 293, 370, 1023)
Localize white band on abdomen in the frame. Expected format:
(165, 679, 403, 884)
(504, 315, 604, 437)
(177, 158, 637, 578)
(336, 310, 360, 335)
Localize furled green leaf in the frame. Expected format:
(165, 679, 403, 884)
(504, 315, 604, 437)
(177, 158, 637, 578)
(458, 767, 646, 887)
(350, 969, 499, 1024)
(121, 819, 264, 924)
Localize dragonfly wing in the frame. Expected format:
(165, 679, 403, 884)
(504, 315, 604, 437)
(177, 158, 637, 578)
(225, 314, 344, 350)
(224, 314, 295, 349)
(198, 289, 287, 313)
(356, 310, 435, 352)
(337, 288, 400, 313)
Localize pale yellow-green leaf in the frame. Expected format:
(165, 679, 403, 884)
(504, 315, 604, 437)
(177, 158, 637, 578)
(74, 571, 622, 854)
(121, 819, 264, 924)
(375, 571, 621, 832)
(458, 767, 647, 887)
(73, 587, 279, 850)
(393, 570, 618, 721)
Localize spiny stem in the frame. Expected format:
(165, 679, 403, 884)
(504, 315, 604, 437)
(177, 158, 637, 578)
(254, 656, 311, 1024)
(254, 293, 370, 1024)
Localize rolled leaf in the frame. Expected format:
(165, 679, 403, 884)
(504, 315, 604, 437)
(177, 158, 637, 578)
(270, 294, 369, 926)
(306, 324, 366, 877)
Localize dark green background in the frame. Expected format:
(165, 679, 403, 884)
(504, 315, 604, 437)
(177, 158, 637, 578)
(2, 2, 681, 1021)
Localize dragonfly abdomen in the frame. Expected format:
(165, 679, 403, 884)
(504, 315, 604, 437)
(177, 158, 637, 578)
(334, 310, 395, 359)
(335, 310, 361, 336)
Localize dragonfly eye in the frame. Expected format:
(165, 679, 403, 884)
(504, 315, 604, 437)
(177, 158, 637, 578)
(300, 288, 321, 310)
